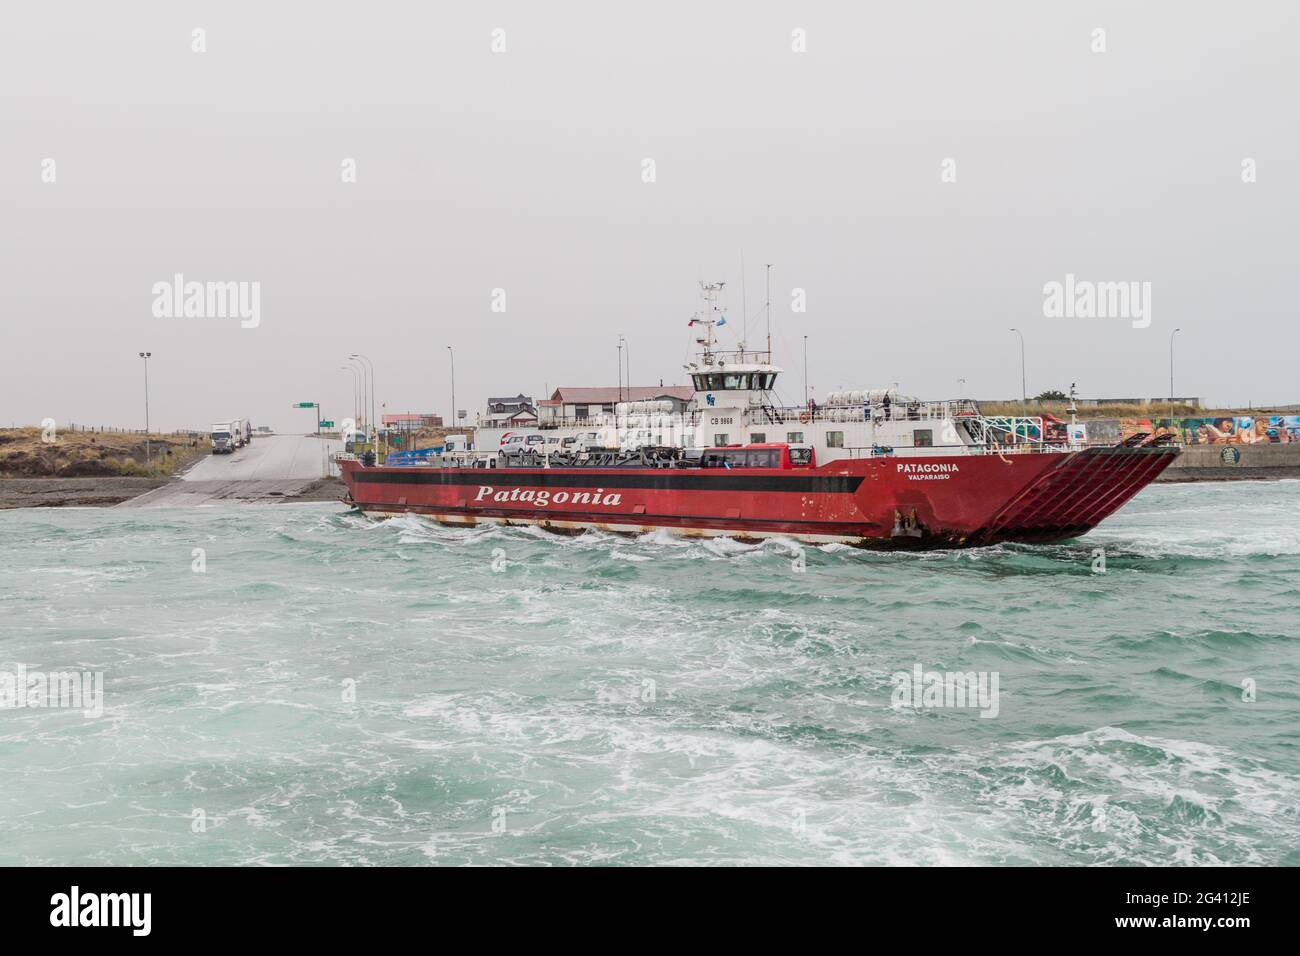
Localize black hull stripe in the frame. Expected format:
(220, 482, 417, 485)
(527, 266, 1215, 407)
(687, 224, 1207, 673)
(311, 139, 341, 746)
(349, 469, 863, 494)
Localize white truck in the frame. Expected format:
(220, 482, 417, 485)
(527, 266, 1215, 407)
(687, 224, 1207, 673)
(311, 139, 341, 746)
(210, 422, 235, 454)
(229, 418, 246, 448)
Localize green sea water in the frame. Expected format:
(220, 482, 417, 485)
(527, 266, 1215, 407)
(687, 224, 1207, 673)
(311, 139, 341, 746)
(2, 480, 1298, 865)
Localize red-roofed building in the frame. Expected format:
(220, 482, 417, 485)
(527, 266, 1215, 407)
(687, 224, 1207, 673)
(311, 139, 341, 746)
(538, 385, 695, 424)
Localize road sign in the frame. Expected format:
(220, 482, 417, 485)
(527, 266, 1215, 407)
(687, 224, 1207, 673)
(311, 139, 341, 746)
(295, 402, 316, 408)
(320, 420, 335, 428)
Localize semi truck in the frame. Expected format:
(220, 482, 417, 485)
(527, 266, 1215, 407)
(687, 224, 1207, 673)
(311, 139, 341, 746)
(230, 418, 246, 448)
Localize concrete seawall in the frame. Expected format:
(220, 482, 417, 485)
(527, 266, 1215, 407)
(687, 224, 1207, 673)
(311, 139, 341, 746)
(1156, 443, 1300, 482)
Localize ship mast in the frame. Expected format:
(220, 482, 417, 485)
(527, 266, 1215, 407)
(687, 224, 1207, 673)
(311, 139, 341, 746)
(764, 263, 772, 363)
(692, 281, 727, 366)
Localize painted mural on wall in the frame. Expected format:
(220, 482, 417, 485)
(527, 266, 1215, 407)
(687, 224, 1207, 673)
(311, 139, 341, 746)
(1115, 416, 1300, 445)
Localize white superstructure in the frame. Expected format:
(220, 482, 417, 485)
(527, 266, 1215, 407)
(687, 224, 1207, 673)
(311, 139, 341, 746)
(469, 282, 1072, 463)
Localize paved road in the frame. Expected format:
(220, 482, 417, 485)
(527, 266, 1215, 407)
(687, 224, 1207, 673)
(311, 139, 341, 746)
(120, 434, 342, 508)
(183, 434, 342, 481)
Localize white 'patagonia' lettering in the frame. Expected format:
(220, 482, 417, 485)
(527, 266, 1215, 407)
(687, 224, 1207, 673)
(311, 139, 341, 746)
(471, 485, 621, 508)
(896, 463, 960, 474)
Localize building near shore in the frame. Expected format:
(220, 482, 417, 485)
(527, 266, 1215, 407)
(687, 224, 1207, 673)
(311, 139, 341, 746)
(483, 395, 537, 426)
(538, 385, 694, 425)
(381, 413, 443, 433)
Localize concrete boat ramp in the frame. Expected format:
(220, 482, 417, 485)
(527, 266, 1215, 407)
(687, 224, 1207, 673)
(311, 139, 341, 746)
(118, 434, 344, 508)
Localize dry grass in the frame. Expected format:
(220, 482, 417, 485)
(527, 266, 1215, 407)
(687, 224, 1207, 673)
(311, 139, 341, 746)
(0, 427, 209, 478)
(405, 425, 464, 449)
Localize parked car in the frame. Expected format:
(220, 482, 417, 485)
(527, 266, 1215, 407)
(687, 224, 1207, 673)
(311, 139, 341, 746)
(500, 433, 545, 459)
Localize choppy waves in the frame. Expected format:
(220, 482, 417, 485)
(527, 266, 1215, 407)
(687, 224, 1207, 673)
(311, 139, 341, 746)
(0, 481, 1297, 865)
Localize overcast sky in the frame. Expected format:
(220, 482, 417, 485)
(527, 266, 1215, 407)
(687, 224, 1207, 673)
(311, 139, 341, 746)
(3, 1, 1297, 431)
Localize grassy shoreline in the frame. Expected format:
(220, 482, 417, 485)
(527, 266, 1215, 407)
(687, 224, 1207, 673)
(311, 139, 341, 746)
(0, 427, 209, 479)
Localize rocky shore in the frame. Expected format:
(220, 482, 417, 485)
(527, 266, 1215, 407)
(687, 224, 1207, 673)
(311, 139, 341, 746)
(0, 476, 346, 509)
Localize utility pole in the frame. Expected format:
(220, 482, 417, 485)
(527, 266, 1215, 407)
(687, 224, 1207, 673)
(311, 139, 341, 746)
(138, 351, 152, 462)
(617, 335, 625, 403)
(1169, 327, 1181, 422)
(803, 335, 809, 406)
(764, 264, 773, 359)
(447, 346, 456, 429)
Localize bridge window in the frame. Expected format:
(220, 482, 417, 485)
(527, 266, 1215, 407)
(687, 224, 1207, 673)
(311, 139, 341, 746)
(786, 432, 804, 443)
(714, 433, 729, 445)
(750, 432, 766, 443)
(913, 429, 933, 447)
(826, 431, 844, 448)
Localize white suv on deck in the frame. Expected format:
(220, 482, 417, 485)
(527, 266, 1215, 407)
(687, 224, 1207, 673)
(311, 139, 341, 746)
(500, 433, 545, 459)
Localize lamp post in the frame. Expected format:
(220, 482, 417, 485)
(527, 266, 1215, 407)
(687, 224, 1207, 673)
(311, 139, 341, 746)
(351, 353, 376, 450)
(447, 346, 455, 429)
(1169, 327, 1181, 422)
(349, 357, 367, 431)
(1009, 328, 1026, 414)
(341, 366, 359, 428)
(617, 335, 625, 403)
(138, 351, 152, 462)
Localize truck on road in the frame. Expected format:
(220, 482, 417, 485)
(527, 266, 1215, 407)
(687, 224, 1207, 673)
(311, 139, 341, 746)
(210, 422, 235, 454)
(230, 418, 246, 448)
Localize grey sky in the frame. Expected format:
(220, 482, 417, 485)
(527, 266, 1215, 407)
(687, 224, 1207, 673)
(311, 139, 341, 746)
(3, 1, 1297, 431)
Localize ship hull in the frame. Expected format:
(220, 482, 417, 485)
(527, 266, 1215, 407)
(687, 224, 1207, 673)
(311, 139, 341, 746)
(337, 444, 1178, 549)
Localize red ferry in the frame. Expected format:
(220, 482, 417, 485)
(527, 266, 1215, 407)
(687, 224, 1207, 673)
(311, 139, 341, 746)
(336, 283, 1179, 548)
(338, 440, 1177, 548)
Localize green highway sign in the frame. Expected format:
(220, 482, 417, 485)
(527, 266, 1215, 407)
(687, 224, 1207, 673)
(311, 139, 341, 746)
(319, 420, 335, 428)
(294, 402, 316, 408)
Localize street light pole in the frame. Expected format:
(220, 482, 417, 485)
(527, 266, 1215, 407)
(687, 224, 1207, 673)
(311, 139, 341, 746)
(349, 358, 367, 431)
(341, 366, 359, 428)
(352, 353, 377, 456)
(617, 335, 625, 403)
(1009, 329, 1026, 414)
(138, 351, 152, 462)
(447, 346, 455, 429)
(1169, 327, 1181, 422)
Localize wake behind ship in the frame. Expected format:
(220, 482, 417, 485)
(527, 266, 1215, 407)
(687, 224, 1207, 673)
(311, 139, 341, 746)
(337, 284, 1179, 549)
